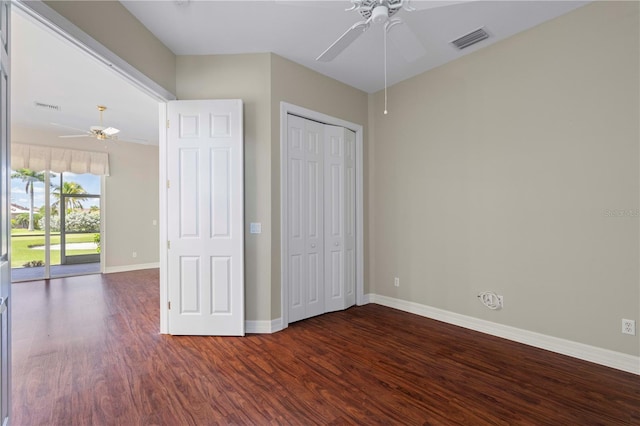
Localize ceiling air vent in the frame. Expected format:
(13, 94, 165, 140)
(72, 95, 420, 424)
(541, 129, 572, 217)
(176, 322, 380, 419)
(34, 102, 61, 111)
(451, 28, 489, 50)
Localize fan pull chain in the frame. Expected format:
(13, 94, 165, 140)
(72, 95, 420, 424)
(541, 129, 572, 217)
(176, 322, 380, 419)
(383, 25, 388, 115)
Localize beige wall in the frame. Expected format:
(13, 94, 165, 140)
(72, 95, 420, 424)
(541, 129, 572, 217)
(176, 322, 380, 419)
(11, 126, 160, 270)
(270, 54, 369, 318)
(44, 0, 176, 95)
(369, 1, 639, 355)
(176, 54, 273, 321)
(38, 1, 639, 357)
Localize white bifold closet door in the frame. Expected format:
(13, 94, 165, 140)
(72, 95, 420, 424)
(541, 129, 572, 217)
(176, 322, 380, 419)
(287, 114, 355, 323)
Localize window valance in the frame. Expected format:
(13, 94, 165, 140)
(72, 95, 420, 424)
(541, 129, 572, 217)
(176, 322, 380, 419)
(11, 143, 110, 176)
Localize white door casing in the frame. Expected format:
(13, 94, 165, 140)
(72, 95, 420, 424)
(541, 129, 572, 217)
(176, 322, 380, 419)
(167, 100, 244, 336)
(0, 0, 9, 422)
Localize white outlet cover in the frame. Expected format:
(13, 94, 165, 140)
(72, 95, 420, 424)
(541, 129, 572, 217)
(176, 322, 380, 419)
(622, 319, 636, 335)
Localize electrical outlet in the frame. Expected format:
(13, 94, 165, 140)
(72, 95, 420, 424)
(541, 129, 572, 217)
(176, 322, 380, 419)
(132, 251, 137, 258)
(394, 277, 399, 287)
(497, 295, 504, 309)
(622, 319, 636, 335)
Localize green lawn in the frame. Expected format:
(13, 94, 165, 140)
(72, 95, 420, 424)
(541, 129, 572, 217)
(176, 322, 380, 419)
(11, 229, 99, 268)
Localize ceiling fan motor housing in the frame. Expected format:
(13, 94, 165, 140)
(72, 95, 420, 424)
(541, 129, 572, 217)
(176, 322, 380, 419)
(358, 0, 401, 21)
(371, 6, 389, 24)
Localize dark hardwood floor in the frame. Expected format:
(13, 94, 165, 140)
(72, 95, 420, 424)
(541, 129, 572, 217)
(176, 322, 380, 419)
(11, 270, 640, 425)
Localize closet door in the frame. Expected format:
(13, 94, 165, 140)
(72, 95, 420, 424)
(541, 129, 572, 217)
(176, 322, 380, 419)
(287, 115, 324, 323)
(324, 126, 356, 312)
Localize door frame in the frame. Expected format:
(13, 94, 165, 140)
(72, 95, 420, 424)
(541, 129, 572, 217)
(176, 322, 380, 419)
(280, 102, 364, 330)
(13, 1, 175, 331)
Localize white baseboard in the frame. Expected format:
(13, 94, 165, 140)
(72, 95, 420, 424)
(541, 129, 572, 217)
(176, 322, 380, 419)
(360, 293, 372, 305)
(103, 262, 159, 274)
(246, 318, 283, 334)
(367, 293, 640, 376)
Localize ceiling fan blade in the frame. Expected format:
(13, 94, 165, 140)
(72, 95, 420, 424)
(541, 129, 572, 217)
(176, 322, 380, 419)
(50, 122, 87, 133)
(59, 134, 91, 138)
(120, 136, 149, 143)
(275, 0, 345, 9)
(403, 0, 474, 11)
(316, 20, 370, 62)
(387, 19, 426, 63)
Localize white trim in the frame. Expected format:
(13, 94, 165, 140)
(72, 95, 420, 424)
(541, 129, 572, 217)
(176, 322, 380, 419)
(13, 0, 175, 102)
(99, 175, 106, 274)
(246, 318, 284, 334)
(159, 103, 168, 334)
(366, 294, 640, 375)
(103, 262, 159, 274)
(280, 102, 364, 331)
(360, 293, 372, 305)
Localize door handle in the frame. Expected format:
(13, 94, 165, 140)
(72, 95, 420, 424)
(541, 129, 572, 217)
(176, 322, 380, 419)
(311, 243, 316, 248)
(334, 242, 339, 246)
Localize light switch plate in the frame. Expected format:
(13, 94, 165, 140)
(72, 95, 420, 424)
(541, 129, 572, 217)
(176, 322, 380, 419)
(250, 223, 262, 234)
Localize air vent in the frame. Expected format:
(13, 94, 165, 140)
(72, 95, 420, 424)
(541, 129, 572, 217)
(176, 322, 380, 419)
(34, 102, 61, 111)
(451, 28, 489, 50)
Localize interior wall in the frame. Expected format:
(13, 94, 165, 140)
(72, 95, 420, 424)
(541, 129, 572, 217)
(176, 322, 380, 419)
(369, 1, 639, 356)
(11, 126, 160, 270)
(176, 53, 273, 322)
(43, 0, 176, 95)
(270, 54, 369, 318)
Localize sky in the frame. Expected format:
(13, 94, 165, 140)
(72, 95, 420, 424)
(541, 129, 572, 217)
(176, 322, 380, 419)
(11, 171, 101, 210)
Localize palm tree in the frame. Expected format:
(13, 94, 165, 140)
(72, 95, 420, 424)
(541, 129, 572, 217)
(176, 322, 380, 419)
(10, 169, 45, 231)
(52, 181, 89, 214)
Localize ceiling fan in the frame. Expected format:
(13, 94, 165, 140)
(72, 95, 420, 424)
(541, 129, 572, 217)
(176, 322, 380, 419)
(55, 105, 120, 141)
(316, 0, 448, 63)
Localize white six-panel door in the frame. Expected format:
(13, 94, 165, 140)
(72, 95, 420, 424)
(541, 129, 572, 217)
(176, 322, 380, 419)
(167, 100, 244, 335)
(287, 114, 355, 322)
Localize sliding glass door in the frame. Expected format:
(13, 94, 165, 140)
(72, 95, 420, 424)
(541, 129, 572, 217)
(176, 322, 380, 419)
(10, 169, 101, 281)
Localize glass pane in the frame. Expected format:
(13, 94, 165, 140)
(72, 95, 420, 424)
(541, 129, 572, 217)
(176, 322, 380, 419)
(52, 172, 101, 276)
(10, 168, 46, 281)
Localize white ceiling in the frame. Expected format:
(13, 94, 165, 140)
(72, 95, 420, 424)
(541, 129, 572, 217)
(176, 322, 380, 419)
(122, 0, 588, 94)
(11, 1, 588, 149)
(11, 9, 160, 146)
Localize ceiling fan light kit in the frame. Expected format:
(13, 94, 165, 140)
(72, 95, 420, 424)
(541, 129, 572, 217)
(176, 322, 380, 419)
(56, 105, 120, 141)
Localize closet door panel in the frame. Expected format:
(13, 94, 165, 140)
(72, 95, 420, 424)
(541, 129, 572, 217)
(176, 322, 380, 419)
(287, 116, 306, 322)
(324, 126, 345, 313)
(344, 129, 356, 307)
(303, 120, 324, 318)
